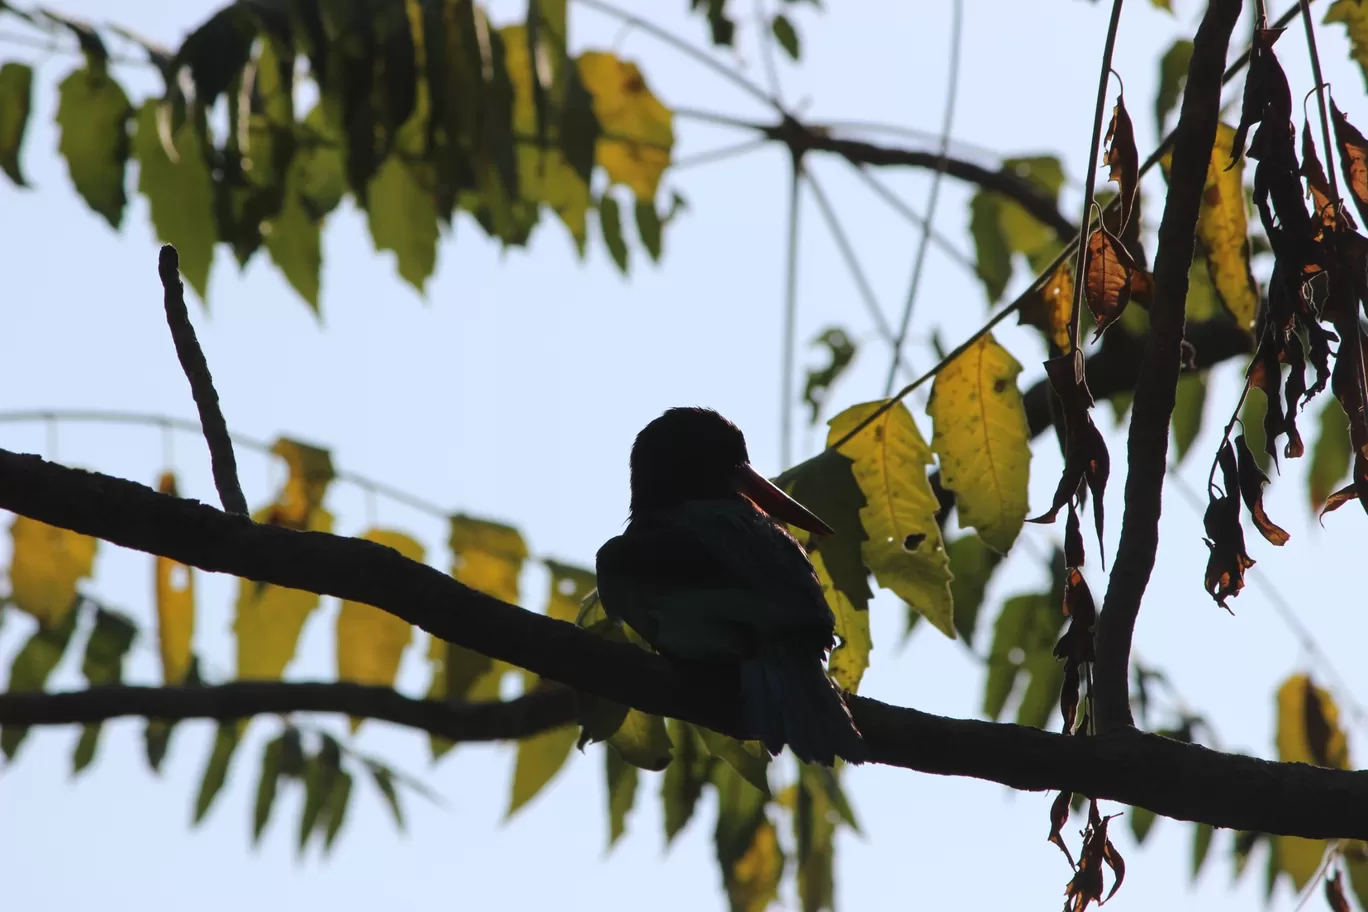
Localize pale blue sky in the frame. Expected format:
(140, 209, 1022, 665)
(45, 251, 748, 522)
(2, 1, 1367, 909)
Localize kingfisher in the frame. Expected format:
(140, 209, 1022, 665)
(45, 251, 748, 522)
(595, 407, 869, 766)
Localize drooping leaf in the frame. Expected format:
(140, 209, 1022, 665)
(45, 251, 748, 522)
(193, 723, 241, 825)
(771, 14, 800, 60)
(598, 192, 629, 273)
(927, 333, 1031, 553)
(0, 62, 33, 185)
(1104, 94, 1139, 231)
(1203, 439, 1254, 609)
(794, 764, 840, 912)
(606, 746, 639, 847)
(1083, 225, 1136, 338)
(803, 327, 857, 426)
(827, 401, 954, 638)
(298, 735, 344, 854)
(1309, 396, 1352, 511)
(577, 51, 674, 201)
(605, 705, 674, 771)
(321, 769, 354, 853)
(154, 472, 196, 684)
(1027, 354, 1110, 555)
(714, 761, 783, 912)
(55, 64, 131, 228)
(1192, 822, 1215, 881)
(133, 100, 218, 301)
(508, 720, 579, 817)
(968, 155, 1067, 303)
(336, 529, 422, 730)
(253, 733, 287, 844)
(811, 549, 870, 693)
(71, 605, 136, 773)
(1130, 806, 1158, 845)
(944, 534, 1004, 646)
(366, 152, 440, 294)
(7, 515, 97, 628)
(1274, 674, 1349, 889)
(366, 761, 406, 832)
(234, 508, 332, 683)
(1155, 39, 1194, 133)
(1330, 104, 1368, 229)
(662, 720, 712, 844)
(1234, 435, 1289, 545)
(698, 727, 771, 797)
(635, 200, 662, 261)
(1, 608, 80, 758)
(264, 107, 342, 311)
(1171, 371, 1208, 464)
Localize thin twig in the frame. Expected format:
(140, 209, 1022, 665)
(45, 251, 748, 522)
(156, 246, 248, 516)
(1300, 1, 1339, 202)
(752, 0, 785, 108)
(671, 137, 769, 170)
(780, 155, 803, 467)
(847, 165, 975, 271)
(883, 0, 963, 396)
(1067, 0, 1126, 361)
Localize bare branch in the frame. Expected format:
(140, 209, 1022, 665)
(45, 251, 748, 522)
(4, 448, 1368, 839)
(1094, 0, 1243, 732)
(157, 245, 247, 516)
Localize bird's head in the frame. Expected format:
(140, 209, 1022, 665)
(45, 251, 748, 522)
(628, 407, 834, 536)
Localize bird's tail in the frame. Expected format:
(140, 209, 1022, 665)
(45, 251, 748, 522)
(739, 641, 869, 767)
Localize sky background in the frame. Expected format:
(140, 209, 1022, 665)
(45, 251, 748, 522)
(2, 0, 1368, 909)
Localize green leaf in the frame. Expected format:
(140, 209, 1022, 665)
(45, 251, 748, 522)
(133, 101, 217, 301)
(827, 401, 955, 638)
(508, 722, 579, 817)
(662, 720, 712, 844)
(1192, 821, 1215, 880)
(367, 761, 406, 832)
(193, 723, 241, 825)
(1241, 387, 1271, 473)
(176, 3, 257, 109)
(82, 606, 136, 684)
(1326, 0, 1368, 93)
(2, 607, 80, 759)
(771, 14, 800, 60)
(777, 449, 871, 618)
(71, 724, 99, 775)
(366, 156, 440, 294)
(812, 550, 870, 693)
(298, 735, 341, 853)
(1130, 806, 1158, 844)
(0, 62, 32, 185)
(253, 734, 286, 844)
(795, 765, 838, 912)
(698, 728, 771, 797)
(606, 747, 639, 847)
(802, 762, 860, 832)
(635, 200, 663, 261)
(1171, 371, 1208, 464)
(599, 194, 628, 274)
(55, 65, 131, 229)
(714, 761, 783, 912)
(607, 709, 674, 771)
(967, 156, 1066, 303)
(1015, 648, 1064, 729)
(1309, 396, 1351, 511)
(944, 534, 1003, 647)
(322, 769, 354, 853)
(1154, 39, 1193, 133)
(982, 593, 1061, 721)
(802, 327, 857, 427)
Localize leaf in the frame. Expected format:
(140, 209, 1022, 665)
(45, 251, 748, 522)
(598, 193, 629, 273)
(1130, 806, 1157, 845)
(776, 449, 872, 625)
(234, 508, 331, 682)
(1161, 122, 1258, 331)
(1192, 822, 1215, 880)
(1171, 371, 1208, 464)
(322, 769, 354, 853)
(1326, 1, 1368, 93)
(253, 734, 286, 844)
(576, 51, 674, 201)
(1203, 440, 1254, 609)
(336, 529, 422, 731)
(1234, 435, 1289, 546)
(81, 605, 135, 685)
(154, 472, 195, 684)
(635, 200, 662, 261)
(944, 534, 1004, 646)
(607, 708, 674, 771)
(1310, 396, 1352, 511)
(1104, 94, 1139, 231)
(1083, 225, 1136, 338)
(1027, 354, 1110, 553)
(794, 773, 836, 912)
(982, 592, 1061, 721)
(1331, 104, 1368, 229)
(1155, 39, 1193, 133)
(802, 327, 857, 426)
(662, 721, 713, 844)
(606, 747, 639, 847)
(71, 724, 99, 775)
(508, 722, 579, 817)
(366, 154, 440, 293)
(827, 400, 954, 638)
(1018, 257, 1074, 349)
(55, 64, 131, 228)
(264, 111, 338, 311)
(133, 100, 217, 301)
(1274, 674, 1348, 890)
(771, 14, 799, 60)
(2, 608, 80, 758)
(714, 761, 783, 912)
(698, 727, 771, 797)
(193, 723, 241, 825)
(7, 515, 97, 628)
(811, 550, 870, 693)
(450, 513, 529, 605)
(968, 155, 1067, 303)
(927, 333, 1031, 553)
(0, 62, 32, 185)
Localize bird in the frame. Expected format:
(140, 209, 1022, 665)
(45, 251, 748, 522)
(594, 406, 869, 767)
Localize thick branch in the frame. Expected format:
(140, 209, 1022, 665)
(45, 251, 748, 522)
(1094, 0, 1242, 731)
(0, 682, 577, 742)
(2, 449, 1368, 838)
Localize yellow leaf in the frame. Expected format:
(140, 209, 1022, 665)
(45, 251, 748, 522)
(155, 471, 195, 684)
(927, 333, 1031, 554)
(1275, 674, 1350, 890)
(265, 438, 335, 528)
(1019, 258, 1074, 350)
(8, 515, 97, 628)
(337, 529, 423, 731)
(811, 550, 870, 693)
(450, 514, 528, 606)
(1160, 123, 1257, 331)
(545, 559, 596, 622)
(1327, 1, 1368, 93)
(576, 51, 673, 201)
(827, 401, 955, 638)
(727, 819, 784, 912)
(508, 720, 579, 817)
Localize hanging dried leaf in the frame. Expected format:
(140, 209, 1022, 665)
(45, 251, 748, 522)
(1064, 503, 1085, 569)
(1028, 354, 1110, 558)
(1302, 121, 1350, 230)
(1064, 800, 1125, 912)
(1327, 870, 1353, 912)
(1283, 331, 1308, 459)
(1083, 226, 1136, 339)
(1203, 440, 1254, 610)
(1234, 435, 1289, 545)
(1019, 257, 1074, 350)
(1331, 103, 1368, 228)
(1230, 27, 1290, 167)
(1048, 790, 1076, 867)
(1321, 451, 1368, 518)
(1104, 94, 1139, 232)
(1053, 567, 1097, 735)
(1249, 330, 1290, 467)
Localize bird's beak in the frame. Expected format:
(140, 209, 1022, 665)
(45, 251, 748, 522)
(732, 463, 836, 537)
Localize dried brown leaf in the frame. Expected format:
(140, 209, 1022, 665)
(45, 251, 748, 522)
(1331, 103, 1368, 228)
(1065, 503, 1085, 569)
(1028, 355, 1110, 558)
(1234, 434, 1290, 545)
(1084, 226, 1136, 340)
(1326, 870, 1352, 912)
(1104, 94, 1139, 232)
(1048, 790, 1076, 868)
(1203, 440, 1254, 610)
(1302, 119, 1350, 230)
(1052, 567, 1097, 734)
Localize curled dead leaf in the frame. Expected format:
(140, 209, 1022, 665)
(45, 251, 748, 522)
(1052, 567, 1097, 735)
(1083, 226, 1136, 340)
(1203, 440, 1254, 611)
(1234, 434, 1289, 545)
(1064, 503, 1084, 569)
(1048, 789, 1076, 867)
(1331, 103, 1368, 228)
(1104, 94, 1139, 232)
(1063, 800, 1125, 912)
(1028, 355, 1110, 563)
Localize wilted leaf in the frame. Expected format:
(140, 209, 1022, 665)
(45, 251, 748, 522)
(2, 608, 80, 758)
(1104, 94, 1139, 231)
(577, 51, 673, 201)
(55, 64, 131, 228)
(1048, 790, 1075, 866)
(1309, 396, 1352, 510)
(8, 515, 97, 628)
(662, 720, 713, 844)
(1328, 870, 1354, 912)
(1204, 440, 1254, 609)
(1331, 104, 1368, 228)
(606, 747, 638, 847)
(1064, 800, 1126, 911)
(155, 472, 195, 685)
(193, 723, 241, 825)
(133, 101, 217, 301)
(828, 401, 954, 637)
(1027, 354, 1110, 555)
(1083, 225, 1136, 338)
(944, 534, 1004, 647)
(803, 327, 857, 426)
(1234, 435, 1289, 546)
(1275, 674, 1348, 889)
(1155, 39, 1194, 133)
(1171, 372, 1208, 464)
(1053, 566, 1097, 733)
(0, 62, 33, 186)
(928, 333, 1031, 553)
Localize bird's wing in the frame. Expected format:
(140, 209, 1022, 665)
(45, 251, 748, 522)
(596, 498, 834, 662)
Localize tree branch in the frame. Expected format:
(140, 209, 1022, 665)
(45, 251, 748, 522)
(1093, 0, 1242, 732)
(4, 448, 1368, 839)
(0, 682, 577, 742)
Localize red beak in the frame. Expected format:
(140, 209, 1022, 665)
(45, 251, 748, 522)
(732, 463, 835, 537)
